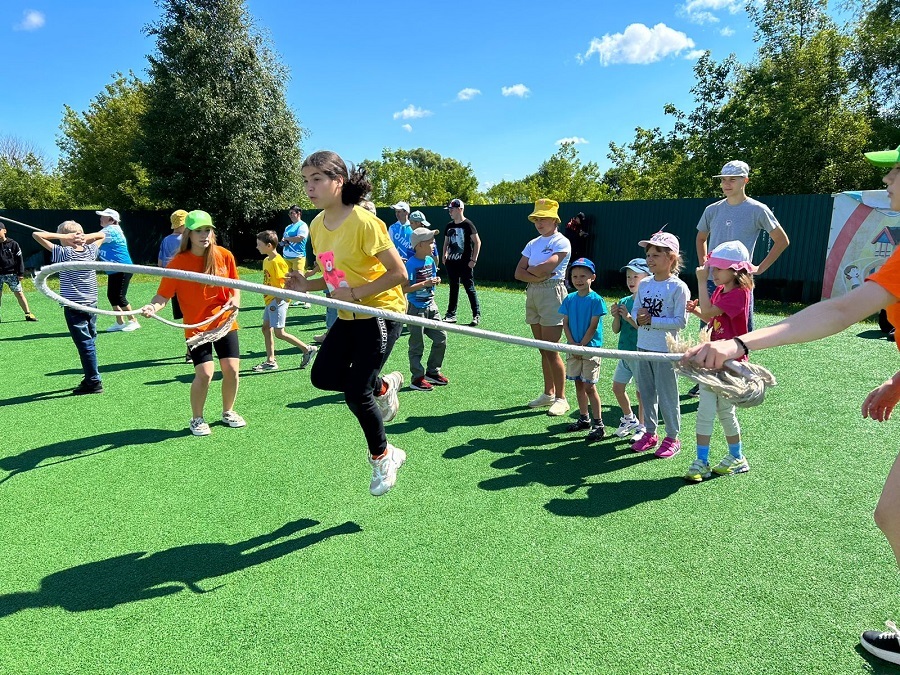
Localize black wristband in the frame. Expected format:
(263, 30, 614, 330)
(733, 337, 749, 357)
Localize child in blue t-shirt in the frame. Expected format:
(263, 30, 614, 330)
(610, 257, 650, 440)
(401, 225, 449, 392)
(559, 258, 608, 440)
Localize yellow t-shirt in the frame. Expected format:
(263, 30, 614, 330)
(310, 206, 406, 320)
(262, 253, 290, 305)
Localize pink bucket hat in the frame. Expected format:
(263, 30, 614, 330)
(707, 241, 753, 272)
(638, 231, 680, 254)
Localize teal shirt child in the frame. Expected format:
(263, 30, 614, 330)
(615, 294, 638, 352)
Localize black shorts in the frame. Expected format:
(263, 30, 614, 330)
(189, 330, 240, 366)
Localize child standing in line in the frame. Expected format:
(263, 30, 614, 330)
(402, 224, 449, 392)
(682, 241, 753, 482)
(610, 258, 650, 440)
(32, 222, 106, 394)
(631, 231, 689, 458)
(253, 230, 317, 372)
(514, 198, 572, 417)
(559, 258, 608, 440)
(287, 150, 408, 497)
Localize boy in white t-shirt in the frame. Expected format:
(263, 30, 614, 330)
(514, 198, 572, 417)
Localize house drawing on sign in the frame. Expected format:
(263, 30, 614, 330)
(872, 226, 900, 257)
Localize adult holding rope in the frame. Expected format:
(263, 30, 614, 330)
(288, 150, 408, 497)
(96, 208, 141, 333)
(140, 210, 245, 437)
(681, 145, 900, 667)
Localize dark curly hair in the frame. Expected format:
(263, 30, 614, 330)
(302, 151, 372, 206)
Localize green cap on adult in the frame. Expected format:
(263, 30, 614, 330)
(185, 210, 215, 230)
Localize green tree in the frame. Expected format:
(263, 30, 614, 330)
(140, 0, 304, 244)
(57, 73, 157, 210)
(361, 148, 479, 207)
(0, 135, 68, 209)
(521, 143, 610, 203)
(483, 179, 531, 204)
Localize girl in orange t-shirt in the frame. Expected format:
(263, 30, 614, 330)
(141, 210, 244, 437)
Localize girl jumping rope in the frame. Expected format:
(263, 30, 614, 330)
(631, 231, 689, 458)
(683, 241, 753, 481)
(140, 210, 245, 437)
(288, 151, 408, 497)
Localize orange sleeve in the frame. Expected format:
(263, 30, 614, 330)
(867, 248, 900, 350)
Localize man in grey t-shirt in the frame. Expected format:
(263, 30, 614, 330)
(695, 160, 790, 331)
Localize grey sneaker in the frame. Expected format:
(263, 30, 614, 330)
(300, 346, 318, 369)
(369, 444, 406, 496)
(221, 410, 247, 428)
(190, 417, 211, 436)
(252, 360, 278, 372)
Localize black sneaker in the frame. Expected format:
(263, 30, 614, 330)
(587, 424, 606, 441)
(73, 380, 104, 395)
(444, 314, 457, 324)
(566, 418, 591, 432)
(25, 313, 37, 322)
(469, 315, 481, 327)
(686, 384, 700, 398)
(861, 622, 900, 665)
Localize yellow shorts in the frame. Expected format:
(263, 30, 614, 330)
(285, 257, 305, 273)
(525, 280, 567, 326)
(566, 354, 602, 384)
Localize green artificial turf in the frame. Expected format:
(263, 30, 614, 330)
(1, 274, 898, 674)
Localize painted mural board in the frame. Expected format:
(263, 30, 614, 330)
(822, 191, 900, 300)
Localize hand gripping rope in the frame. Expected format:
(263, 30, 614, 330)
(33, 261, 776, 406)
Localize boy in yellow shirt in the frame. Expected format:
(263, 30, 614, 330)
(254, 230, 317, 372)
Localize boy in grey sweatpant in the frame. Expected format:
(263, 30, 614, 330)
(402, 222, 449, 392)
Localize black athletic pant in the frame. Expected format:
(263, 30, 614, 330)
(446, 264, 481, 318)
(310, 316, 402, 456)
(107, 272, 133, 308)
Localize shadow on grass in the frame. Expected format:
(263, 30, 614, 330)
(0, 388, 74, 407)
(0, 331, 70, 342)
(545, 477, 687, 517)
(45, 356, 187, 377)
(0, 519, 362, 616)
(857, 329, 893, 342)
(286, 392, 346, 409)
(853, 643, 900, 674)
(0, 428, 184, 486)
(393, 405, 533, 434)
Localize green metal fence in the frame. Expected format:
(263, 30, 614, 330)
(2, 194, 833, 303)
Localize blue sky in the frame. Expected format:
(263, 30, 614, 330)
(0, 0, 764, 189)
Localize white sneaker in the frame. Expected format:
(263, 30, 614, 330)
(221, 410, 247, 428)
(122, 320, 141, 332)
(106, 323, 125, 332)
(547, 398, 571, 417)
(376, 371, 403, 423)
(528, 393, 555, 408)
(369, 444, 406, 496)
(631, 425, 647, 443)
(615, 415, 642, 438)
(190, 417, 211, 436)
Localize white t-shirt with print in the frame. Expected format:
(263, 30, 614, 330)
(521, 231, 571, 281)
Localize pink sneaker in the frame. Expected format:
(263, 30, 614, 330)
(655, 437, 682, 459)
(632, 433, 659, 453)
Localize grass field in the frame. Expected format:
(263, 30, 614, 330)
(1, 272, 898, 674)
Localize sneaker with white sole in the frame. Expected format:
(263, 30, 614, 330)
(527, 393, 556, 408)
(861, 621, 900, 666)
(121, 321, 141, 332)
(300, 346, 317, 369)
(711, 453, 749, 476)
(190, 417, 211, 436)
(253, 360, 278, 372)
(631, 425, 647, 443)
(683, 459, 711, 483)
(369, 444, 406, 496)
(547, 398, 571, 417)
(106, 323, 125, 332)
(614, 415, 642, 438)
(221, 410, 247, 428)
(376, 371, 403, 423)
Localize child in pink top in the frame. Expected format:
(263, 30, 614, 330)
(683, 240, 754, 482)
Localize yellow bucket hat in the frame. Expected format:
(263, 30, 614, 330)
(528, 198, 560, 224)
(170, 209, 188, 229)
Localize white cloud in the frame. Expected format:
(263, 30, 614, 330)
(501, 84, 531, 98)
(720, 26, 735, 37)
(457, 88, 481, 101)
(392, 105, 432, 120)
(685, 49, 706, 59)
(577, 23, 697, 66)
(679, 0, 742, 24)
(14, 10, 45, 31)
(402, 124, 412, 132)
(555, 137, 589, 145)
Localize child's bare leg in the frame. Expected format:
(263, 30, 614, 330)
(874, 453, 900, 566)
(219, 358, 240, 412)
(190, 361, 215, 418)
(263, 324, 275, 362)
(530, 324, 555, 397)
(541, 325, 566, 400)
(586, 384, 602, 420)
(274, 327, 311, 352)
(13, 290, 32, 315)
(575, 380, 589, 415)
(613, 381, 632, 417)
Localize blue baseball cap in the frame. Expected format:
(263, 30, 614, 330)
(620, 257, 650, 274)
(570, 257, 595, 274)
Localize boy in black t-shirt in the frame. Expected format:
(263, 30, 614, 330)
(441, 198, 482, 326)
(0, 222, 37, 322)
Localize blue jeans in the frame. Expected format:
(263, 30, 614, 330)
(706, 278, 755, 332)
(64, 307, 101, 385)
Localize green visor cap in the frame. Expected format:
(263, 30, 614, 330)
(864, 146, 900, 168)
(184, 210, 214, 230)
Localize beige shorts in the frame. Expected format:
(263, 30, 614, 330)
(566, 354, 602, 384)
(525, 280, 566, 326)
(285, 257, 305, 273)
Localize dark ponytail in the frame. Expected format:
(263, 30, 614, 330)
(302, 150, 372, 206)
